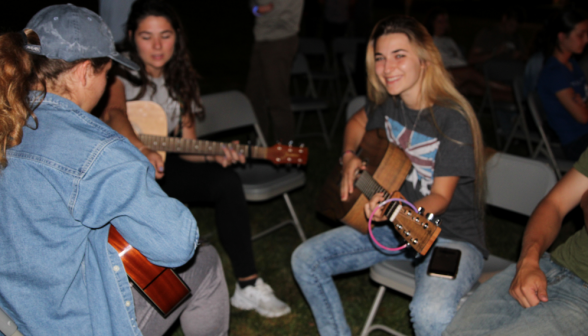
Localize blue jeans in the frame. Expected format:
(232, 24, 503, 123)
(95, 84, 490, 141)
(291, 225, 484, 336)
(443, 254, 588, 336)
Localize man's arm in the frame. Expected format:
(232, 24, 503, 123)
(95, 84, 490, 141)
(509, 168, 588, 307)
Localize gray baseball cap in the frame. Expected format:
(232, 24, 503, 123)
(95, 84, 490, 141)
(24, 3, 139, 71)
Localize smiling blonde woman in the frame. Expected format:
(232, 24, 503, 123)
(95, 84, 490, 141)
(292, 15, 486, 336)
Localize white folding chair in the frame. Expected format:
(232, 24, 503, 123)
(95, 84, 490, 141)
(346, 95, 367, 121)
(291, 53, 331, 148)
(298, 37, 339, 101)
(198, 91, 307, 242)
(477, 60, 525, 148)
(360, 152, 557, 336)
(330, 54, 360, 138)
(502, 75, 542, 154)
(527, 92, 574, 179)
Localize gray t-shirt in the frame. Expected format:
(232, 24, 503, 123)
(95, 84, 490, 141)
(118, 73, 183, 135)
(366, 97, 488, 257)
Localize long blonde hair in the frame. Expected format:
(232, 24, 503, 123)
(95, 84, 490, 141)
(366, 15, 486, 209)
(0, 29, 109, 169)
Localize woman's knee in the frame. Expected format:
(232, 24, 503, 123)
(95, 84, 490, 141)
(291, 241, 327, 282)
(410, 297, 455, 336)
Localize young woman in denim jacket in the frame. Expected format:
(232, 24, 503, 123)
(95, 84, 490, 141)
(0, 4, 229, 336)
(292, 15, 487, 336)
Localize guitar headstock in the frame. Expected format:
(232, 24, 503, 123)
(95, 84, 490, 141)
(385, 192, 441, 255)
(266, 143, 308, 165)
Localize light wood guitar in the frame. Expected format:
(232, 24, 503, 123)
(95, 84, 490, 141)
(318, 129, 441, 255)
(126, 101, 308, 165)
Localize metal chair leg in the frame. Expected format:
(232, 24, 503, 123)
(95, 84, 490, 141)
(283, 193, 306, 241)
(360, 286, 386, 336)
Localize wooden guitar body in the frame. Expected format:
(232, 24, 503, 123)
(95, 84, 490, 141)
(126, 101, 168, 161)
(318, 129, 441, 255)
(108, 226, 191, 317)
(318, 129, 412, 233)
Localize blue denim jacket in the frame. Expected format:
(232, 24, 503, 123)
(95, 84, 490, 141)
(0, 93, 199, 336)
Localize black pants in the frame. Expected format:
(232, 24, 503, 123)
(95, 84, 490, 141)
(246, 35, 299, 143)
(158, 154, 257, 279)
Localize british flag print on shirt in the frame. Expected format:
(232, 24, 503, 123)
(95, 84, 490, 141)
(384, 116, 440, 196)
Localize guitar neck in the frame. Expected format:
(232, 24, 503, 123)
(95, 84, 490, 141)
(139, 134, 268, 159)
(355, 171, 401, 219)
(354, 171, 441, 255)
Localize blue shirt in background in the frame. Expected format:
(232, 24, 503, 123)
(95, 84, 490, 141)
(0, 93, 199, 336)
(537, 56, 588, 145)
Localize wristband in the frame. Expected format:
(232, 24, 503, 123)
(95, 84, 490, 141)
(339, 150, 356, 165)
(252, 6, 261, 17)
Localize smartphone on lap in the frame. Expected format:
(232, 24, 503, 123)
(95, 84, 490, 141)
(427, 247, 461, 280)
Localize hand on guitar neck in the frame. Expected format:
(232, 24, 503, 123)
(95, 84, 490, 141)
(340, 152, 366, 201)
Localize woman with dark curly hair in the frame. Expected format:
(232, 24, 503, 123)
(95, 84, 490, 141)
(99, 0, 291, 318)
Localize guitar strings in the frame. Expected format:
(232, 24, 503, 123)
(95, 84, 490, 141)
(355, 172, 400, 219)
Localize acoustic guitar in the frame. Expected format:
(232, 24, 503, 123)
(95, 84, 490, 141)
(108, 226, 190, 317)
(126, 101, 308, 165)
(318, 129, 441, 255)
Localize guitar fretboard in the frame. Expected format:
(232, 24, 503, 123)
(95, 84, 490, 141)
(355, 172, 401, 219)
(139, 135, 268, 159)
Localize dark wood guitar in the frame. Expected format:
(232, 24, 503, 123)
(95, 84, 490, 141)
(318, 129, 441, 255)
(108, 226, 191, 317)
(127, 101, 308, 165)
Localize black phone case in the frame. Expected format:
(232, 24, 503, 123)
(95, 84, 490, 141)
(427, 247, 461, 279)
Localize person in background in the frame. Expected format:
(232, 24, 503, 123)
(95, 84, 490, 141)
(246, 0, 303, 143)
(536, 10, 588, 161)
(425, 7, 512, 101)
(292, 15, 487, 336)
(468, 7, 528, 66)
(98, 0, 291, 318)
(0, 4, 229, 336)
(99, 0, 134, 43)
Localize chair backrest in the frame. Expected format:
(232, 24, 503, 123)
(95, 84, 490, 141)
(299, 38, 330, 69)
(291, 53, 318, 97)
(486, 152, 557, 216)
(291, 53, 311, 75)
(512, 75, 525, 108)
(198, 91, 268, 147)
(523, 52, 544, 97)
(346, 96, 367, 120)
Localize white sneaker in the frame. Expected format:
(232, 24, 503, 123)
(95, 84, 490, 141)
(230, 278, 291, 318)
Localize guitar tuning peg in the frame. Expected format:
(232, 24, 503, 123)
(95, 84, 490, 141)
(426, 213, 435, 222)
(288, 140, 293, 146)
(417, 207, 425, 215)
(299, 143, 305, 148)
(433, 218, 441, 227)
